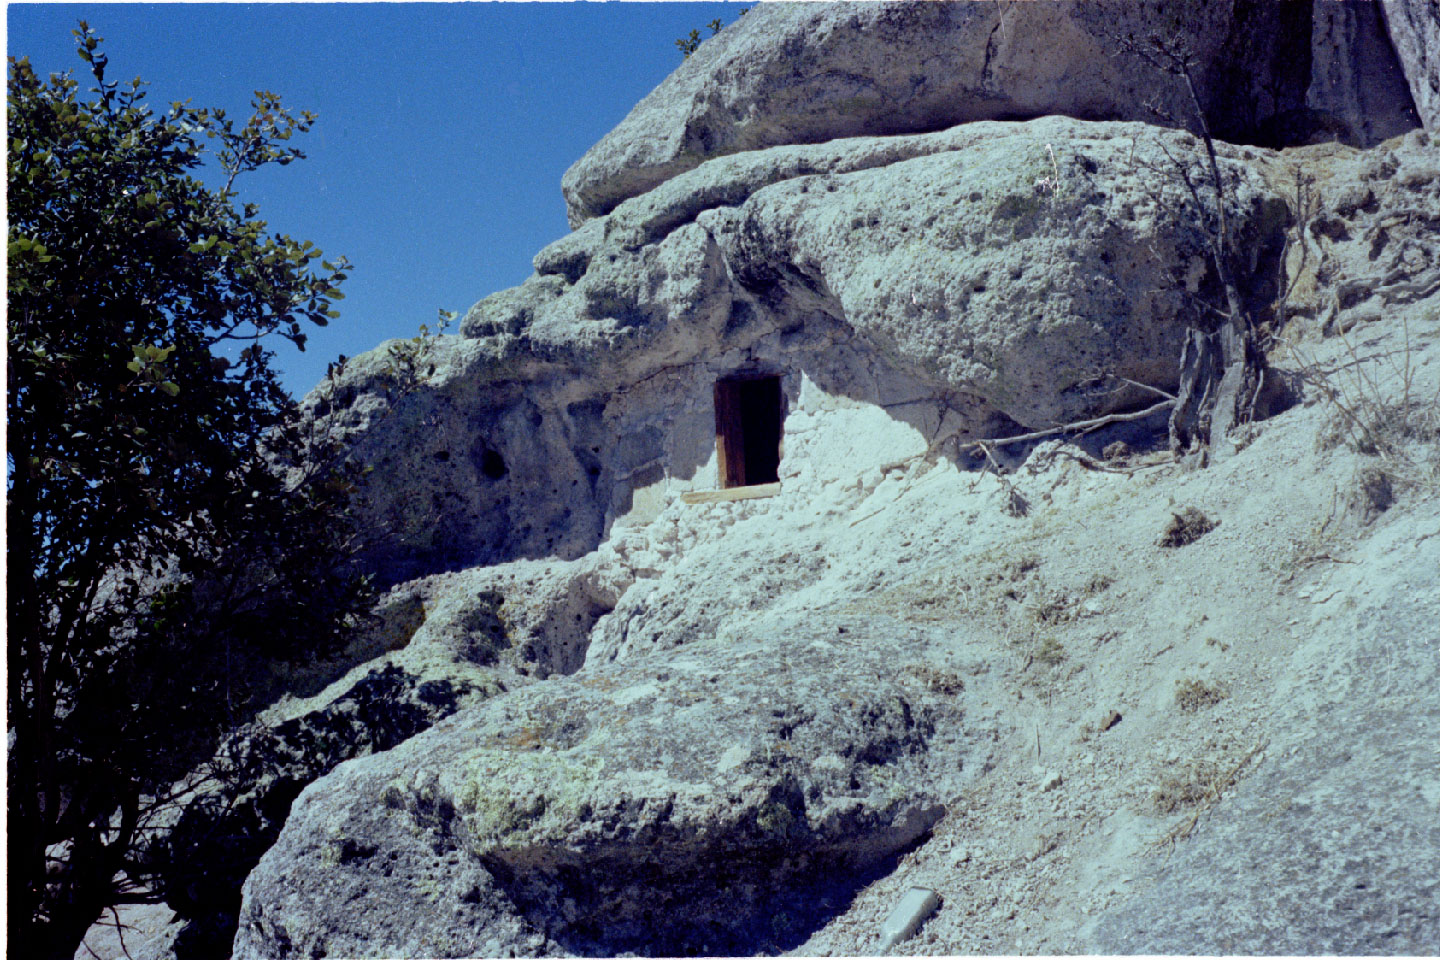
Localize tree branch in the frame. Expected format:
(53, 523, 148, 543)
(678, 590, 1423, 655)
(964, 399, 1177, 449)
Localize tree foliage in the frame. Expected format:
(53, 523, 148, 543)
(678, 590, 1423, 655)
(7, 24, 370, 957)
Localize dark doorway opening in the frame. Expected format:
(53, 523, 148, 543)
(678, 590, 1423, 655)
(714, 375, 783, 488)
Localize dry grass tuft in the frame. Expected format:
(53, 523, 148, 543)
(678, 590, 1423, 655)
(1154, 741, 1266, 847)
(1034, 636, 1067, 667)
(1174, 677, 1230, 713)
(1293, 315, 1440, 493)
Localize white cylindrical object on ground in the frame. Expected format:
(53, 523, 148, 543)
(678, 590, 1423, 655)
(878, 886, 941, 952)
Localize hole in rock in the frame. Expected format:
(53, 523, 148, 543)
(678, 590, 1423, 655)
(480, 449, 508, 480)
(714, 374, 783, 489)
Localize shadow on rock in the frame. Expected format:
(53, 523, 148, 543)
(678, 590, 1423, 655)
(483, 814, 938, 957)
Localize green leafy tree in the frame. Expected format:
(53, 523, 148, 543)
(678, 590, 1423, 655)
(7, 24, 370, 957)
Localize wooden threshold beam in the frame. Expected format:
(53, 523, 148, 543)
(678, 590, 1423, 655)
(680, 482, 782, 504)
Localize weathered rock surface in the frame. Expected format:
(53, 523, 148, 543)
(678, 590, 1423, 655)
(1064, 137, 1439, 951)
(232, 635, 981, 958)
(561, 0, 1416, 226)
(122, 13, 1440, 959)
(1267, 129, 1440, 345)
(330, 117, 1289, 582)
(1381, 0, 1440, 130)
(1306, 0, 1422, 145)
(386, 555, 630, 680)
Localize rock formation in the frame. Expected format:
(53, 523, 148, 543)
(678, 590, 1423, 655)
(1308, 0, 1423, 144)
(89, 4, 1440, 958)
(562, 0, 1419, 226)
(236, 636, 979, 957)
(1380, 0, 1440, 129)
(327, 117, 1293, 584)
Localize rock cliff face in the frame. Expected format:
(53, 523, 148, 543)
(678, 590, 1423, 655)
(1381, 0, 1440, 129)
(1308, 0, 1423, 144)
(97, 5, 1440, 960)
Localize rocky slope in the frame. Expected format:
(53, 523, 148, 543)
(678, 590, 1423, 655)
(80, 3, 1440, 958)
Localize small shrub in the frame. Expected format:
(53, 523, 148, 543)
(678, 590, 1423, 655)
(756, 800, 797, 837)
(1028, 593, 1075, 627)
(1345, 465, 1395, 525)
(1008, 555, 1041, 579)
(1158, 507, 1217, 547)
(1153, 760, 1225, 814)
(1295, 315, 1440, 492)
(904, 664, 965, 695)
(1174, 677, 1229, 713)
(675, 11, 745, 58)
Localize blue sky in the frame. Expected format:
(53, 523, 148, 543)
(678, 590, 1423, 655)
(7, 2, 747, 395)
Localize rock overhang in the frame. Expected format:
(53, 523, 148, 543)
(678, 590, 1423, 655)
(561, 0, 1420, 227)
(314, 116, 1293, 584)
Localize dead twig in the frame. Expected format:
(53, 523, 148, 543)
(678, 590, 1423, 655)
(1027, 446, 1148, 475)
(1107, 375, 1179, 402)
(1140, 642, 1175, 666)
(966, 440, 1029, 516)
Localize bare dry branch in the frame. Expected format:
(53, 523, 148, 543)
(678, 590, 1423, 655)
(964, 399, 1177, 450)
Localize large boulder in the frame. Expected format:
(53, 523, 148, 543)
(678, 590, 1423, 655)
(232, 634, 982, 958)
(1381, 0, 1440, 130)
(560, 0, 1414, 226)
(702, 121, 1289, 429)
(149, 662, 501, 957)
(133, 551, 636, 957)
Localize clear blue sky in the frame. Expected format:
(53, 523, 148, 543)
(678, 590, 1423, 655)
(7, 2, 746, 395)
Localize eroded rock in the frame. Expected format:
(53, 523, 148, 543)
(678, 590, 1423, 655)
(1380, 0, 1440, 130)
(150, 663, 501, 957)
